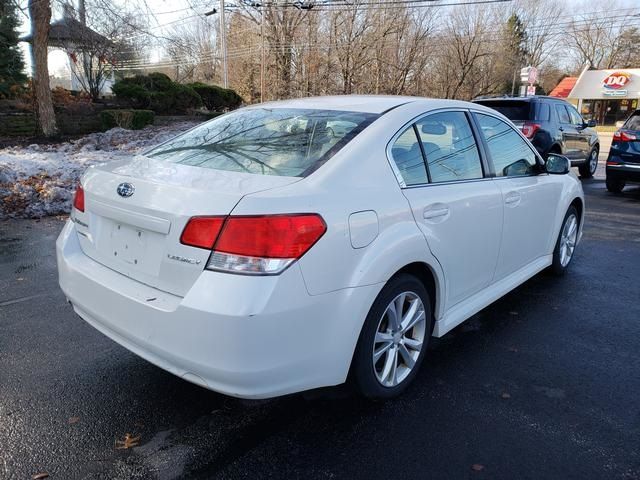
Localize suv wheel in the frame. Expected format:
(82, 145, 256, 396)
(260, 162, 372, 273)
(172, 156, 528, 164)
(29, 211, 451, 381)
(606, 177, 625, 193)
(578, 147, 598, 178)
(352, 274, 432, 399)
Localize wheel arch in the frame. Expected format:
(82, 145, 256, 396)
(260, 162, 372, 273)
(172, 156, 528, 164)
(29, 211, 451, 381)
(393, 262, 439, 332)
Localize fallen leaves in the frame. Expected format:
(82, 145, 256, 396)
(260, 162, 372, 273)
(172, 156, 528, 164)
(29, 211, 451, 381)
(68, 416, 80, 424)
(115, 433, 141, 450)
(501, 392, 512, 399)
(471, 464, 485, 472)
(32, 473, 49, 479)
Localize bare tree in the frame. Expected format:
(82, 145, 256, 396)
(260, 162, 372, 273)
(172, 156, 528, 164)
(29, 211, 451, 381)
(165, 15, 219, 83)
(566, 1, 637, 69)
(63, 1, 149, 100)
(516, 0, 564, 68)
(28, 0, 57, 136)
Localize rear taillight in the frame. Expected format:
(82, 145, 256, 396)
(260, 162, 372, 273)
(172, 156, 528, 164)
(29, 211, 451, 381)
(521, 122, 541, 139)
(181, 213, 326, 275)
(73, 184, 85, 212)
(180, 216, 225, 249)
(210, 214, 326, 275)
(613, 130, 637, 142)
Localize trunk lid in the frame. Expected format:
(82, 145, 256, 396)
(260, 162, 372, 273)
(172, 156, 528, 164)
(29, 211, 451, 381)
(75, 156, 300, 296)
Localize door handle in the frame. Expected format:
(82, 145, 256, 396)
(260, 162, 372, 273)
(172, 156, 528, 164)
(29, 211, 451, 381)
(504, 191, 521, 207)
(423, 204, 450, 220)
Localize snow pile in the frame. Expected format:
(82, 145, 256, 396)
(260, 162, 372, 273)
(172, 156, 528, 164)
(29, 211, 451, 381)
(0, 122, 197, 219)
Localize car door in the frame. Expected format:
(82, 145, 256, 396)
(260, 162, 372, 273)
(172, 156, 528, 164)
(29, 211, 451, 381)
(388, 110, 503, 309)
(566, 104, 591, 159)
(472, 112, 563, 281)
(554, 103, 579, 159)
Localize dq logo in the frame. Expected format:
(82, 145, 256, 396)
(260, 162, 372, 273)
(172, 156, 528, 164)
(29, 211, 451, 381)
(603, 72, 631, 90)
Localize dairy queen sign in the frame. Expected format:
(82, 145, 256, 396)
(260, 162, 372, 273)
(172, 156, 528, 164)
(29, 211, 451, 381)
(603, 72, 631, 96)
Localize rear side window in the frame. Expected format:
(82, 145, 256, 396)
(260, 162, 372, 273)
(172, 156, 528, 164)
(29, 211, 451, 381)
(536, 103, 551, 121)
(555, 104, 571, 123)
(390, 127, 429, 186)
(475, 113, 538, 177)
(624, 111, 640, 130)
(475, 101, 532, 121)
(145, 108, 379, 177)
(415, 111, 483, 183)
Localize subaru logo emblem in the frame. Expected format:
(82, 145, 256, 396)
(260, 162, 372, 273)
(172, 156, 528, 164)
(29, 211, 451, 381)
(117, 182, 135, 198)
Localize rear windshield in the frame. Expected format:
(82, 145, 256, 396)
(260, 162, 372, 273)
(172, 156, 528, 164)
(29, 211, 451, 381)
(475, 101, 532, 121)
(624, 111, 640, 131)
(145, 108, 379, 177)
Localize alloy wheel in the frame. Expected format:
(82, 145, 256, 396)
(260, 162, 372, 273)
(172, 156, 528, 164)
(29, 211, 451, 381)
(372, 292, 426, 388)
(560, 213, 578, 267)
(589, 149, 598, 174)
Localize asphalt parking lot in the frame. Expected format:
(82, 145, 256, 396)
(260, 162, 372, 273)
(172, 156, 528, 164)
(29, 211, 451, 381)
(1, 176, 639, 480)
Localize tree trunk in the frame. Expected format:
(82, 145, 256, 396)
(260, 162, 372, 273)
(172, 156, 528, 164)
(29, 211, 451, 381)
(28, 0, 58, 137)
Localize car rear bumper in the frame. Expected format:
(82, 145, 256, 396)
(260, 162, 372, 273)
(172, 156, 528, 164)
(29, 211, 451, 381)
(56, 221, 381, 399)
(606, 162, 640, 183)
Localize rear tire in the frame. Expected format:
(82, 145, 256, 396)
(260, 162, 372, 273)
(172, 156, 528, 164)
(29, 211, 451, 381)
(606, 177, 625, 193)
(352, 274, 432, 400)
(578, 147, 598, 178)
(551, 206, 579, 276)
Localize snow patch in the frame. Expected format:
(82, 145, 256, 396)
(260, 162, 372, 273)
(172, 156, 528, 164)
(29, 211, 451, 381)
(0, 122, 197, 219)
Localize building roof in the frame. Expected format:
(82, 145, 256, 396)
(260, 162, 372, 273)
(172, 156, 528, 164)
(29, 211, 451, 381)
(549, 77, 577, 98)
(568, 68, 640, 100)
(21, 16, 110, 48)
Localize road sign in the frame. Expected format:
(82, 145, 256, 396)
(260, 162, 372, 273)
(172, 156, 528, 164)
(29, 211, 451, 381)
(520, 66, 538, 85)
(527, 85, 536, 96)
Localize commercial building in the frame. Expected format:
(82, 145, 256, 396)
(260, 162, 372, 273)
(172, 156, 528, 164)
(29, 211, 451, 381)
(564, 68, 640, 126)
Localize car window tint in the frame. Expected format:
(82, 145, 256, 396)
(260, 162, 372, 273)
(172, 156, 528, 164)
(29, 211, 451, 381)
(567, 105, 583, 125)
(415, 111, 483, 183)
(537, 103, 551, 121)
(475, 101, 531, 121)
(146, 108, 379, 177)
(475, 113, 538, 177)
(625, 112, 640, 130)
(555, 104, 570, 123)
(390, 126, 428, 186)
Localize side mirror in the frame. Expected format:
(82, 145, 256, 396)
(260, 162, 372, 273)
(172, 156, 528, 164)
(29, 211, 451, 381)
(587, 119, 597, 128)
(502, 159, 533, 177)
(546, 153, 570, 174)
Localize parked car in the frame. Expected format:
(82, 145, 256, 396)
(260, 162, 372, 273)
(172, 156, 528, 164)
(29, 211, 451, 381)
(57, 96, 585, 400)
(473, 96, 600, 178)
(606, 109, 640, 193)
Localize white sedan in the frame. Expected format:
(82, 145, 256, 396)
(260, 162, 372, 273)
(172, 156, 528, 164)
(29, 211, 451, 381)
(57, 96, 584, 399)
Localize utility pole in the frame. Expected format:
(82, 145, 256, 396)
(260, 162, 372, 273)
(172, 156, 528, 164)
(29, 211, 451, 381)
(219, 0, 228, 87)
(78, 0, 86, 25)
(260, 4, 265, 102)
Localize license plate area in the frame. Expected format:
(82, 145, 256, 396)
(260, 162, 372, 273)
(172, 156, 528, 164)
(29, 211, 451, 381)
(107, 221, 163, 277)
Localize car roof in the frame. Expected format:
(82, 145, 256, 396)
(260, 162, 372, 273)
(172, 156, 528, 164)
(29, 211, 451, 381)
(247, 95, 489, 115)
(474, 96, 567, 103)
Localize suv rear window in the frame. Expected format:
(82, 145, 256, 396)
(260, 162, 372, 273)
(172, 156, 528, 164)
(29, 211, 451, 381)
(624, 111, 640, 131)
(474, 101, 532, 121)
(145, 108, 379, 177)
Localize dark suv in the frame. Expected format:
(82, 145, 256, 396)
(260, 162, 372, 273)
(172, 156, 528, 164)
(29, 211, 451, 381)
(473, 96, 600, 178)
(606, 109, 640, 193)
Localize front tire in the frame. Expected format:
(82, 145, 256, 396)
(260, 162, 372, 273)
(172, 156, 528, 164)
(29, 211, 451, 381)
(578, 147, 598, 178)
(551, 206, 579, 275)
(352, 274, 432, 400)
